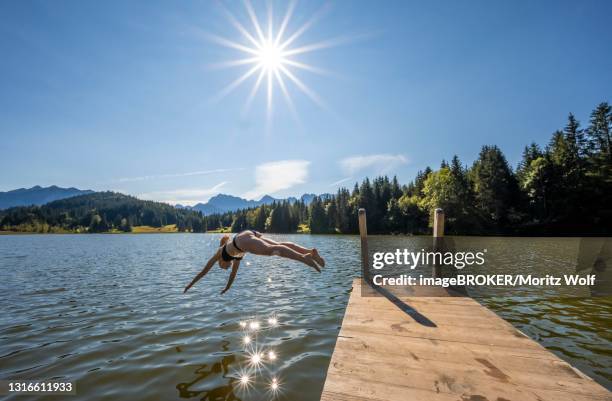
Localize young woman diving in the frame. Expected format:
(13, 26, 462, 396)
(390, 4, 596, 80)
(183, 230, 326, 294)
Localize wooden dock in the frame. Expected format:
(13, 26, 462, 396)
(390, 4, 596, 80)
(321, 278, 610, 401)
(321, 209, 610, 401)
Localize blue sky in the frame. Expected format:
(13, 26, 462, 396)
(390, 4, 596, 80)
(1, 0, 611, 204)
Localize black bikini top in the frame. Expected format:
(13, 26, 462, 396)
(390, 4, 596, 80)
(221, 235, 244, 262)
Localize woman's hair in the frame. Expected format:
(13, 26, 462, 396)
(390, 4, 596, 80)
(219, 234, 230, 247)
(217, 234, 232, 269)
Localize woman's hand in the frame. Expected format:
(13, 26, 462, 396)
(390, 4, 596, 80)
(184, 250, 220, 293)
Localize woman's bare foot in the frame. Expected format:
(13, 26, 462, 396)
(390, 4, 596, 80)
(311, 249, 325, 268)
(304, 254, 321, 272)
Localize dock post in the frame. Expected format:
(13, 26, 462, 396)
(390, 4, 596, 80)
(358, 208, 370, 283)
(433, 208, 444, 277)
(433, 208, 445, 239)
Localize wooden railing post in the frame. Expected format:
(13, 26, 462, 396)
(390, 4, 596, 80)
(358, 208, 369, 282)
(433, 208, 444, 277)
(433, 208, 445, 238)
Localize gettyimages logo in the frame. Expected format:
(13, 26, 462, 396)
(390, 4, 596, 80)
(372, 249, 487, 270)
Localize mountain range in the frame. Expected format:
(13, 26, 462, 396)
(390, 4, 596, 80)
(177, 193, 325, 215)
(0, 185, 94, 210)
(0, 186, 329, 215)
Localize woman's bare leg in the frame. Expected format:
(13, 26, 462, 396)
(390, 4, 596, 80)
(260, 237, 310, 254)
(260, 236, 325, 267)
(240, 236, 320, 272)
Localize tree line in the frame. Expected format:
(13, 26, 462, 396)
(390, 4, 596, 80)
(2, 102, 609, 235)
(0, 192, 207, 233)
(206, 102, 611, 235)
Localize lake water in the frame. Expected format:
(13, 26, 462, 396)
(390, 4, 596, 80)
(0, 234, 610, 400)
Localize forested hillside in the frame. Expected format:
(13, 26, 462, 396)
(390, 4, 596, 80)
(0, 192, 207, 233)
(207, 102, 612, 235)
(2, 102, 610, 235)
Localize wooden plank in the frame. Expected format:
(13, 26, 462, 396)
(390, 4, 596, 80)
(328, 348, 599, 396)
(325, 371, 610, 401)
(332, 335, 579, 375)
(321, 278, 611, 401)
(343, 309, 519, 330)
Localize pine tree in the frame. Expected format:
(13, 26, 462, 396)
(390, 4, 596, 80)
(565, 113, 585, 158)
(231, 211, 248, 233)
(326, 198, 338, 232)
(587, 102, 612, 166)
(253, 206, 267, 232)
(358, 178, 378, 232)
(386, 198, 403, 233)
(469, 145, 519, 229)
(308, 197, 328, 233)
(516, 143, 542, 183)
(335, 188, 352, 233)
(391, 175, 403, 199)
(412, 167, 432, 196)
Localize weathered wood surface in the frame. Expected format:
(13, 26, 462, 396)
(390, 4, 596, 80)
(321, 279, 611, 401)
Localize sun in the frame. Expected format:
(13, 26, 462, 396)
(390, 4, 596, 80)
(258, 40, 285, 72)
(208, 0, 343, 121)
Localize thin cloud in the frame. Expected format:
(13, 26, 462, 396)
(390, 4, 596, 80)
(329, 177, 353, 187)
(138, 181, 228, 206)
(340, 154, 408, 175)
(243, 160, 310, 200)
(115, 168, 242, 183)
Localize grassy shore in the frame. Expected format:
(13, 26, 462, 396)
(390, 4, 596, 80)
(1, 225, 315, 235)
(1, 224, 186, 234)
(206, 227, 232, 233)
(129, 224, 178, 233)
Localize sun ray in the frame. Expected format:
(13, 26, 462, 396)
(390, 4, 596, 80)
(218, 4, 261, 49)
(278, 64, 325, 109)
(233, 367, 255, 396)
(281, 59, 329, 75)
(266, 69, 273, 121)
(264, 375, 284, 399)
(278, 3, 330, 51)
(205, 33, 259, 56)
(243, 67, 267, 114)
(282, 35, 354, 57)
(274, 68, 299, 121)
(267, 0, 273, 41)
(274, 0, 296, 46)
(208, 56, 260, 69)
(213, 63, 262, 102)
(244, 0, 266, 44)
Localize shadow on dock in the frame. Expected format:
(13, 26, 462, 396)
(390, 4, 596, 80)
(360, 280, 438, 328)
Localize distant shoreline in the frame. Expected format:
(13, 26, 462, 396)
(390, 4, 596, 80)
(1, 230, 608, 238)
(0, 225, 220, 235)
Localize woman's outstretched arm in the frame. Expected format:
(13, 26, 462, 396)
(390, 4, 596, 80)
(221, 260, 240, 294)
(184, 250, 220, 293)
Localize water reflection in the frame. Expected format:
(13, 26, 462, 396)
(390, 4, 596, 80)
(174, 313, 313, 401)
(176, 355, 241, 401)
(576, 237, 612, 296)
(229, 315, 285, 399)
